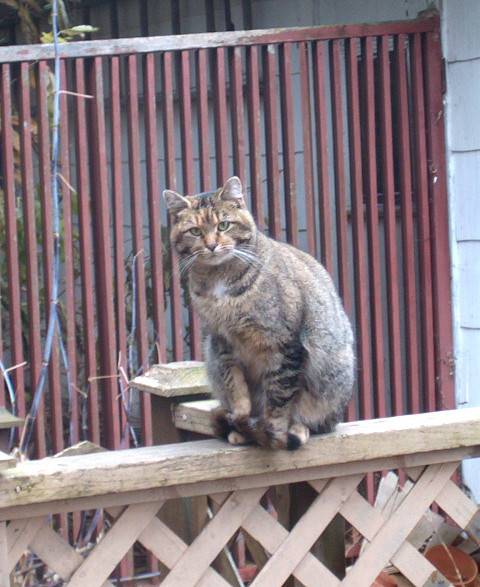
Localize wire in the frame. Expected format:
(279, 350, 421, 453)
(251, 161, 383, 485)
(0, 360, 17, 451)
(19, 0, 64, 455)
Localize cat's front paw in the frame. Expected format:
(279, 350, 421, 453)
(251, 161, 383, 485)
(232, 417, 310, 450)
(211, 407, 234, 439)
(232, 416, 272, 447)
(227, 430, 250, 446)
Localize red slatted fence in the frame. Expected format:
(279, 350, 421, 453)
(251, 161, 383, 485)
(0, 13, 453, 460)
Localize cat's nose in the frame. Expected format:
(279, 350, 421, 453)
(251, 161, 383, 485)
(206, 243, 217, 251)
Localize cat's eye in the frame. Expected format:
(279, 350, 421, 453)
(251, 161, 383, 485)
(189, 227, 202, 236)
(217, 221, 230, 232)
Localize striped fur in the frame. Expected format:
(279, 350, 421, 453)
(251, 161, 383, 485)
(164, 177, 355, 449)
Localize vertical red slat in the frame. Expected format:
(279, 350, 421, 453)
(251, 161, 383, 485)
(74, 59, 100, 445)
(125, 54, 152, 445)
(126, 54, 149, 368)
(179, 50, 202, 360)
(39, 61, 68, 532)
(161, 51, 183, 361)
(279, 43, 298, 247)
(394, 34, 420, 414)
(144, 53, 166, 363)
(59, 59, 81, 543)
(423, 24, 455, 410)
(346, 37, 373, 501)
(410, 33, 436, 413)
(298, 41, 316, 257)
(263, 44, 282, 241)
(246, 46, 263, 229)
(87, 56, 121, 450)
(230, 46, 246, 186)
(110, 56, 129, 447)
(361, 37, 386, 418)
(345, 38, 371, 421)
(196, 49, 211, 193)
(0, 306, 3, 403)
(329, 39, 352, 421)
(378, 35, 403, 416)
(329, 40, 350, 313)
(1, 64, 25, 427)
(140, 58, 162, 582)
(213, 47, 229, 185)
(59, 60, 79, 444)
(177, 60, 195, 239)
(37, 60, 63, 455)
(312, 41, 333, 273)
(19, 62, 44, 455)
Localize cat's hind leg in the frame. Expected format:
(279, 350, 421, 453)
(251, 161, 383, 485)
(286, 422, 310, 450)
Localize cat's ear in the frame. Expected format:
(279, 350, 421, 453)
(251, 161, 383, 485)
(219, 176, 246, 208)
(163, 190, 191, 215)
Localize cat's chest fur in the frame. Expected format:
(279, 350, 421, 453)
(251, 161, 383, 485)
(192, 276, 279, 367)
(192, 278, 257, 332)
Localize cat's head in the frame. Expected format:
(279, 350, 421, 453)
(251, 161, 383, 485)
(163, 176, 257, 268)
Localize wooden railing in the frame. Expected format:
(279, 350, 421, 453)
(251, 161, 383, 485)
(1, 408, 480, 586)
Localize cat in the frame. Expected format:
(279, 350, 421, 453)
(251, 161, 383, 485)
(163, 176, 355, 450)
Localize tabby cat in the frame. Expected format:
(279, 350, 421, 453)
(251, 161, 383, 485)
(163, 176, 354, 450)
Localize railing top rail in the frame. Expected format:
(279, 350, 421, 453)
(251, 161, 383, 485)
(0, 407, 478, 514)
(0, 12, 438, 64)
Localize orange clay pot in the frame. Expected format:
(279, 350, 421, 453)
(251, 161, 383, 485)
(425, 545, 478, 587)
(371, 571, 398, 586)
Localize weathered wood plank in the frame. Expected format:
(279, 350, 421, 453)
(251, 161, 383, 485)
(209, 489, 337, 586)
(7, 516, 45, 572)
(250, 475, 362, 586)
(53, 441, 107, 458)
(162, 487, 265, 586)
(340, 491, 450, 586)
(341, 462, 459, 587)
(0, 447, 476, 523)
(0, 522, 8, 587)
(29, 522, 114, 587)
(174, 399, 219, 435)
(130, 362, 209, 398)
(0, 17, 436, 63)
(0, 407, 23, 430)
(136, 515, 230, 587)
(239, 496, 338, 587)
(0, 451, 16, 470)
(408, 466, 480, 542)
(66, 501, 162, 587)
(435, 479, 480, 542)
(1, 409, 480, 510)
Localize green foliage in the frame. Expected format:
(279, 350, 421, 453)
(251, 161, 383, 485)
(0, 0, 70, 43)
(40, 25, 99, 44)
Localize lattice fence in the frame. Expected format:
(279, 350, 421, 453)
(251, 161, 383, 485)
(3, 452, 480, 586)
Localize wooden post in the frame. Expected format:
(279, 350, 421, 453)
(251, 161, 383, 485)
(130, 362, 211, 543)
(0, 407, 23, 453)
(287, 483, 345, 587)
(0, 521, 8, 587)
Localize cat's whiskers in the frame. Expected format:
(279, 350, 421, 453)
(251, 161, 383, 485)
(231, 252, 251, 269)
(232, 248, 261, 269)
(236, 245, 260, 261)
(179, 252, 200, 276)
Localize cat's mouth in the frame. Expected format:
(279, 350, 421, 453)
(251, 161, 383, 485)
(198, 247, 233, 266)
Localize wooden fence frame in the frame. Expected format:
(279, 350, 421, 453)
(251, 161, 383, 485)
(1, 407, 480, 586)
